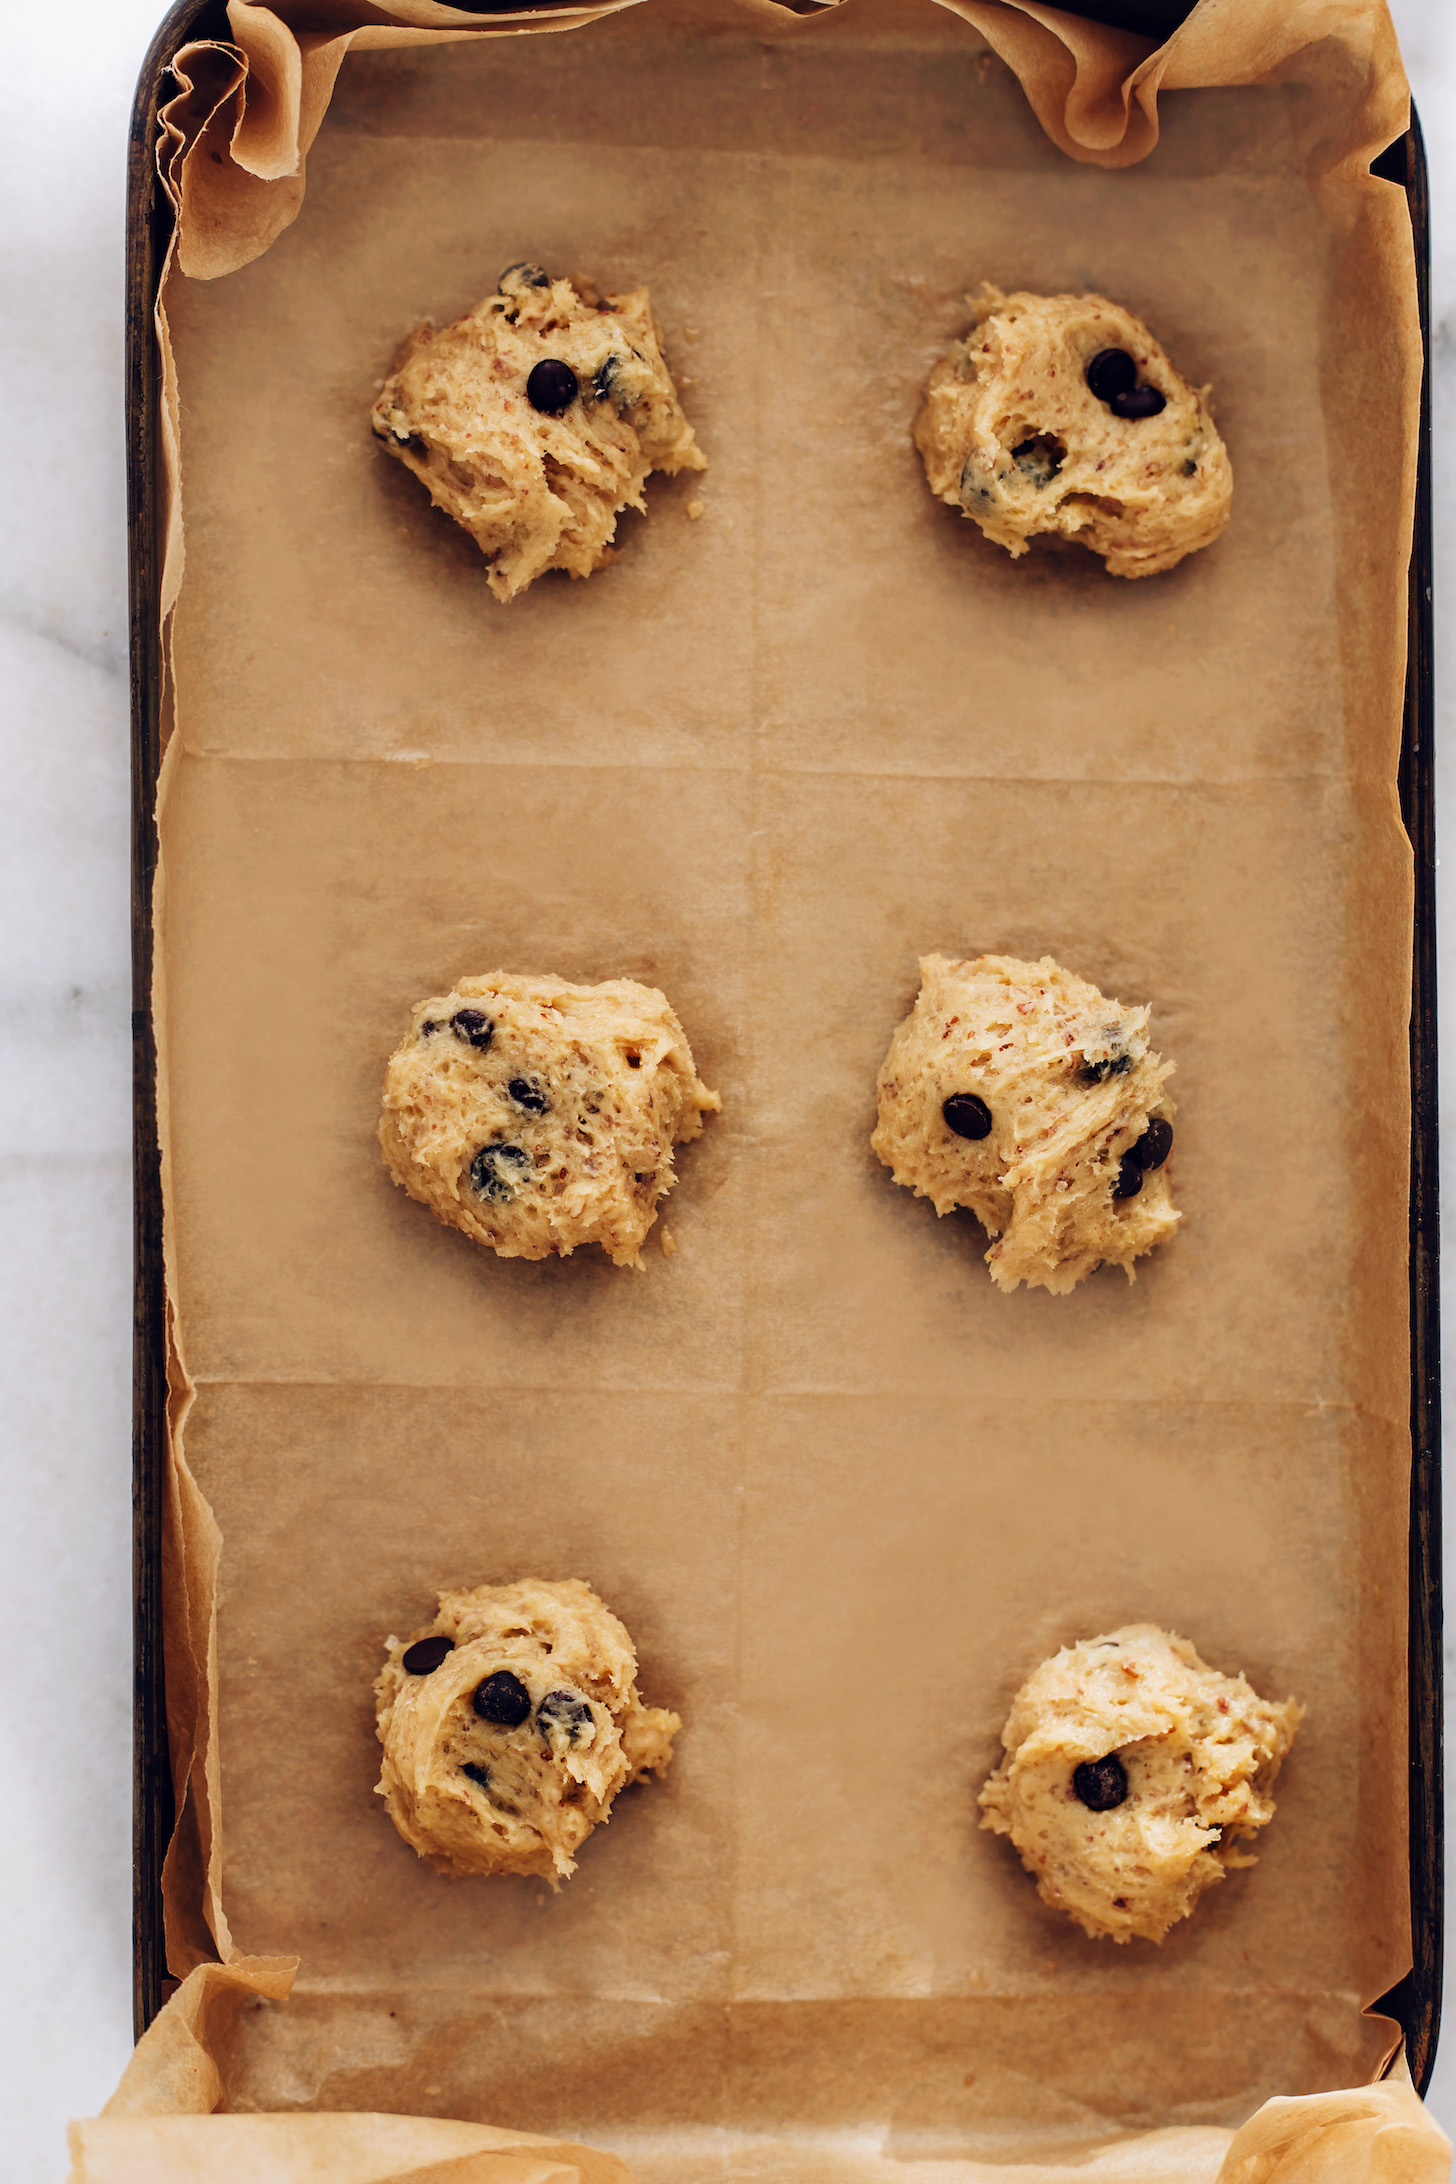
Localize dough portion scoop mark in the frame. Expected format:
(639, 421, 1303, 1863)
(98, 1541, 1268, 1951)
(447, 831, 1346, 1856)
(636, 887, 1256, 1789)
(375, 1577, 680, 1881)
(872, 952, 1179, 1294)
(371, 264, 705, 602)
(915, 285, 1231, 578)
(380, 970, 720, 1269)
(980, 1623, 1301, 1942)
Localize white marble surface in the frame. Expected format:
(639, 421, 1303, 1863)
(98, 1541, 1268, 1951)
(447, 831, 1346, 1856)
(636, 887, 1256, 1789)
(0, 3, 1450, 2177)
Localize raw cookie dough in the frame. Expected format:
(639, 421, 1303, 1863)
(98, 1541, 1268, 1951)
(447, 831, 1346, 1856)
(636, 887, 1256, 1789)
(913, 285, 1232, 578)
(979, 1625, 1302, 1943)
(376, 1578, 680, 1881)
(872, 953, 1179, 1295)
(371, 264, 706, 601)
(380, 970, 720, 1269)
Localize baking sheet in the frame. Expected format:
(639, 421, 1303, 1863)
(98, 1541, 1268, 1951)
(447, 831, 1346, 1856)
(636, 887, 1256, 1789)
(139, 0, 1427, 2168)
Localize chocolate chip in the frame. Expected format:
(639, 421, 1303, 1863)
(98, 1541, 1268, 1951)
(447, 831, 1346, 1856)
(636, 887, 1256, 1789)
(1072, 1754, 1128, 1811)
(592, 355, 619, 404)
(1133, 1117, 1174, 1170)
(959, 460, 996, 508)
(461, 1761, 491, 1791)
(469, 1144, 529, 1202)
(1083, 1054, 1132, 1083)
(1085, 348, 1137, 403)
(943, 1093, 993, 1141)
(1110, 383, 1167, 420)
(451, 1009, 494, 1050)
(527, 359, 579, 416)
(1011, 434, 1064, 488)
(401, 1634, 454, 1675)
(499, 263, 550, 290)
(508, 1076, 548, 1113)
(419, 1020, 441, 1039)
(472, 1670, 532, 1726)
(537, 1689, 594, 1745)
(1111, 1155, 1144, 1200)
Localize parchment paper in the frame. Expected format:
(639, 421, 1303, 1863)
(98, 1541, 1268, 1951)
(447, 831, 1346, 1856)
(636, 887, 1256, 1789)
(95, 0, 1447, 2175)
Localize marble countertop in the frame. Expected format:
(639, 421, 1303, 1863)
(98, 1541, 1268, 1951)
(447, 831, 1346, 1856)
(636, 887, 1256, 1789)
(1, 2, 1450, 2175)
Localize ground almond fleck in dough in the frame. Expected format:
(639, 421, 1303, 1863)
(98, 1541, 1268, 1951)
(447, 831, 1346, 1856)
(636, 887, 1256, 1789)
(370, 264, 706, 601)
(872, 953, 1178, 1295)
(379, 970, 720, 1269)
(375, 1578, 679, 1882)
(914, 284, 1232, 578)
(979, 1625, 1302, 1943)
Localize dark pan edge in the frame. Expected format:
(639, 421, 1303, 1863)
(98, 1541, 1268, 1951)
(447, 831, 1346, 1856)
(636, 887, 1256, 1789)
(126, 6, 1444, 2086)
(128, 0, 230, 2043)
(1373, 106, 1443, 2095)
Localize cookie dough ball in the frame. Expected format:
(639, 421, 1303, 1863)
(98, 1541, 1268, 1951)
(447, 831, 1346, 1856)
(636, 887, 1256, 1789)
(371, 264, 706, 601)
(872, 953, 1178, 1296)
(376, 1578, 680, 1882)
(913, 285, 1232, 578)
(979, 1625, 1302, 1943)
(380, 971, 720, 1269)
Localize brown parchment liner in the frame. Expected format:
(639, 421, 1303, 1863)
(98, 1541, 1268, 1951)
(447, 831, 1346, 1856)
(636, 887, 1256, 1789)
(88, 0, 1452, 2177)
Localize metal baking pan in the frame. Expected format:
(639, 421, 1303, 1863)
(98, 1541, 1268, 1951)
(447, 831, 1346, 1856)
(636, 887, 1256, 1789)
(125, 0, 1441, 2093)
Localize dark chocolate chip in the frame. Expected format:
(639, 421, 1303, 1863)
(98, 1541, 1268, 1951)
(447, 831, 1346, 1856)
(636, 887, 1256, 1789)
(1010, 435, 1064, 488)
(469, 1144, 529, 1202)
(508, 1076, 548, 1113)
(1085, 348, 1137, 403)
(1182, 457, 1198, 476)
(943, 1093, 993, 1141)
(1133, 1117, 1174, 1170)
(401, 1634, 454, 1675)
(537, 1689, 594, 1745)
(1072, 1754, 1129, 1811)
(1083, 1054, 1132, 1083)
(472, 1670, 532, 1726)
(451, 1009, 494, 1050)
(419, 1020, 441, 1039)
(1110, 383, 1167, 420)
(592, 355, 619, 404)
(1111, 1154, 1144, 1200)
(959, 459, 996, 508)
(499, 263, 550, 290)
(460, 1761, 491, 1791)
(527, 359, 579, 416)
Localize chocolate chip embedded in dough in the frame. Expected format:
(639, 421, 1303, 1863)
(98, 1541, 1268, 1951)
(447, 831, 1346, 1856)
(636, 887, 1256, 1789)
(1072, 1754, 1129, 1811)
(499, 263, 550, 291)
(508, 1076, 549, 1113)
(1111, 1154, 1144, 1201)
(468, 1144, 529, 1203)
(1110, 383, 1167, 421)
(592, 355, 620, 404)
(472, 1670, 533, 1727)
(401, 1634, 455, 1676)
(526, 359, 579, 416)
(1082, 1054, 1132, 1083)
(451, 1008, 494, 1050)
(419, 1020, 441, 1040)
(537, 1690, 595, 1746)
(1134, 1117, 1174, 1170)
(1011, 435, 1064, 489)
(460, 1761, 491, 1791)
(943, 1093, 993, 1141)
(1085, 348, 1137, 403)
